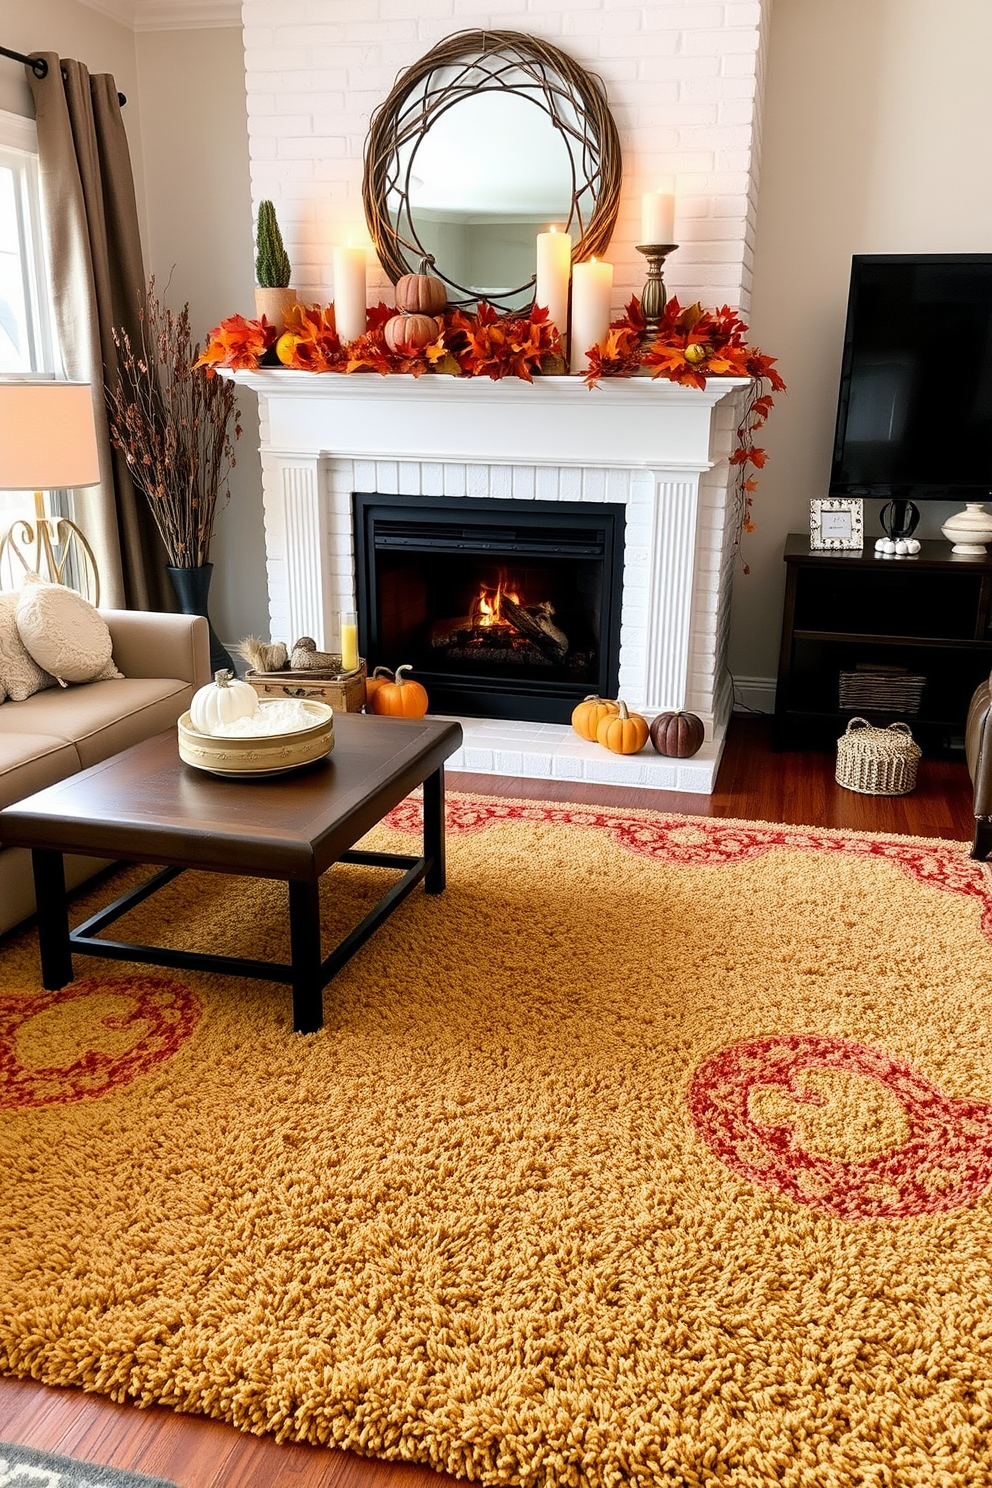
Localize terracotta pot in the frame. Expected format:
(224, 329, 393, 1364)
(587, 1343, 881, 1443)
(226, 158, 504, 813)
(254, 286, 297, 332)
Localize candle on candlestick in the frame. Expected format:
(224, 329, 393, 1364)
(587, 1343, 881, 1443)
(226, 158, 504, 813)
(641, 190, 676, 245)
(535, 225, 572, 346)
(569, 258, 613, 375)
(333, 245, 367, 343)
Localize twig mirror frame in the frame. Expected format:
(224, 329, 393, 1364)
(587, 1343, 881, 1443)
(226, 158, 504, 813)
(362, 29, 622, 310)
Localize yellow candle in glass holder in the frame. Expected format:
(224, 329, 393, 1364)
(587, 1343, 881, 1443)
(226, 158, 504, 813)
(340, 611, 359, 673)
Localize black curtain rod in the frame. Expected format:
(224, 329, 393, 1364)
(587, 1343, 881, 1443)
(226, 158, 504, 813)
(0, 45, 126, 105)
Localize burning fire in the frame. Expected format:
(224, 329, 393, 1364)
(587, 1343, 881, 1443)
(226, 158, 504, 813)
(471, 577, 521, 628)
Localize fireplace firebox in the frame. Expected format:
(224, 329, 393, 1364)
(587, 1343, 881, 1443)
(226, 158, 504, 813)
(354, 494, 625, 723)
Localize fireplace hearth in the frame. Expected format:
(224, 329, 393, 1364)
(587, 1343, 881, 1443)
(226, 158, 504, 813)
(354, 494, 624, 722)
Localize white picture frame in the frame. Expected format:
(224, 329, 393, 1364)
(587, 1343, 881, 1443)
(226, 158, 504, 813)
(810, 498, 864, 551)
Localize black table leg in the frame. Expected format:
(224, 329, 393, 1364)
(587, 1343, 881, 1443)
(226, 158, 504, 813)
(423, 765, 446, 894)
(32, 849, 73, 989)
(288, 878, 324, 1033)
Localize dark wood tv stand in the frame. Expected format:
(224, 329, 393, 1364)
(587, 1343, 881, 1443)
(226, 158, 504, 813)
(774, 533, 992, 753)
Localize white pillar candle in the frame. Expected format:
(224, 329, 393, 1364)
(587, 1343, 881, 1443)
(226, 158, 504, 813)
(333, 245, 367, 343)
(535, 225, 572, 346)
(569, 259, 613, 375)
(641, 191, 676, 245)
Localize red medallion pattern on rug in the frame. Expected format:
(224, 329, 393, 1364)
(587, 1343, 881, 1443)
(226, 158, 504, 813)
(386, 799, 992, 1221)
(0, 976, 201, 1109)
(687, 1034, 992, 1221)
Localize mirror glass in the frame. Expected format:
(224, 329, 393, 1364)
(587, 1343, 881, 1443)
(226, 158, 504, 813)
(364, 32, 621, 312)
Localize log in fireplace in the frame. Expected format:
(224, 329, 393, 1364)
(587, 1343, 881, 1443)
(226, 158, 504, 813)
(354, 494, 625, 722)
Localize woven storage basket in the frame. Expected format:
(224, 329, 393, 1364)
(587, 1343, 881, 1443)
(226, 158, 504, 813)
(835, 716, 922, 796)
(838, 667, 926, 715)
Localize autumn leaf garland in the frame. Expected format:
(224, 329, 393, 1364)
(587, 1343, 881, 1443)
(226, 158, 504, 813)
(196, 293, 783, 558)
(585, 296, 786, 570)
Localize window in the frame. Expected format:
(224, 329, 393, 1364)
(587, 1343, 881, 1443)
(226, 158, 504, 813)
(0, 109, 54, 377)
(0, 107, 64, 577)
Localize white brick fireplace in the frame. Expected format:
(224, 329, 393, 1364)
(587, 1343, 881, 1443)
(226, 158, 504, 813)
(238, 0, 771, 790)
(234, 369, 748, 791)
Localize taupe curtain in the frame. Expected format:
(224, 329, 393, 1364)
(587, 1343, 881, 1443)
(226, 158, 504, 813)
(28, 54, 171, 611)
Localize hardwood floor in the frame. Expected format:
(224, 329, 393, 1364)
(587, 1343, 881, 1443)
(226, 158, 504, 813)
(0, 716, 976, 1487)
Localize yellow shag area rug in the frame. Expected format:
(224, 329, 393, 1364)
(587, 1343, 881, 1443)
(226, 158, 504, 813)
(3, 796, 992, 1488)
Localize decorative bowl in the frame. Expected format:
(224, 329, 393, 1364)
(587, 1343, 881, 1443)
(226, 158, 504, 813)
(178, 700, 334, 778)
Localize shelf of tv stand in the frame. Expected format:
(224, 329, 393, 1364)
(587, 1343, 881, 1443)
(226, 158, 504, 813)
(774, 533, 992, 754)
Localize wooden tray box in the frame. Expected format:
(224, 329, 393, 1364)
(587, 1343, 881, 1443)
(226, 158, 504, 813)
(246, 659, 367, 713)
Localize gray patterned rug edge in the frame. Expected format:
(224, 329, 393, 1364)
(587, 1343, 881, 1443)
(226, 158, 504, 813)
(0, 1442, 180, 1488)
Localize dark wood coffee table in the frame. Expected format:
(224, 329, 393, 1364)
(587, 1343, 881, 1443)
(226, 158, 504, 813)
(0, 713, 462, 1032)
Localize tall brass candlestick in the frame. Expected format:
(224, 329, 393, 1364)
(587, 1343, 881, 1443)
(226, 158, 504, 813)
(635, 242, 678, 352)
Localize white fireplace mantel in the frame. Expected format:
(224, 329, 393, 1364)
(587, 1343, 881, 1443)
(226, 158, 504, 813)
(232, 369, 750, 792)
(233, 369, 748, 471)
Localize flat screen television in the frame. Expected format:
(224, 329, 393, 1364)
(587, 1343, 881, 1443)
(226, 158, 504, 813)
(829, 253, 992, 503)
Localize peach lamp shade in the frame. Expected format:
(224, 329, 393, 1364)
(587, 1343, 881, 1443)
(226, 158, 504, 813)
(0, 380, 101, 491)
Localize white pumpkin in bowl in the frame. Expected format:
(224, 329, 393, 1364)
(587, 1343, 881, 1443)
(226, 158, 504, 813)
(188, 669, 259, 736)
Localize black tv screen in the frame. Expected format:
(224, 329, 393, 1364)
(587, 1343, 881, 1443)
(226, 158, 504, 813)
(829, 254, 992, 502)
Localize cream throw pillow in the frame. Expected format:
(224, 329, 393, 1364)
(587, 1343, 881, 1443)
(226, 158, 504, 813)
(15, 579, 123, 688)
(0, 591, 56, 702)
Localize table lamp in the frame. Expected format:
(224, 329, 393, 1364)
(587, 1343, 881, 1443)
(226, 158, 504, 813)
(0, 379, 102, 602)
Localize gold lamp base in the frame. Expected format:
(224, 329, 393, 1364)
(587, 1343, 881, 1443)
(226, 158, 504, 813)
(0, 491, 101, 604)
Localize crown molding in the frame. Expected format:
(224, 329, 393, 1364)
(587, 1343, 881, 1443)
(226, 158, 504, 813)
(77, 0, 242, 30)
(76, 0, 136, 24)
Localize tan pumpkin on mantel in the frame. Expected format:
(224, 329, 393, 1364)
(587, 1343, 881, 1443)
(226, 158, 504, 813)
(384, 313, 439, 357)
(394, 255, 448, 317)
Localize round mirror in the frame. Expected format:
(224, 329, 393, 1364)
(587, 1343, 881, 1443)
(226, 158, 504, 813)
(363, 30, 622, 312)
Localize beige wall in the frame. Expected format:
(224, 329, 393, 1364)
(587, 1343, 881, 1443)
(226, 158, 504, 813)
(731, 0, 992, 694)
(0, 4, 267, 651)
(134, 26, 266, 653)
(0, 0, 145, 248)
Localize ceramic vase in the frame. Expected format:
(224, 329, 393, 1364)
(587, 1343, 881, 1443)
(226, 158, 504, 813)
(166, 563, 237, 676)
(941, 503, 992, 556)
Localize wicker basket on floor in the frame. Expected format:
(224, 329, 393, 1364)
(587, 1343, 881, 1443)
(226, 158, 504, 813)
(835, 717, 921, 796)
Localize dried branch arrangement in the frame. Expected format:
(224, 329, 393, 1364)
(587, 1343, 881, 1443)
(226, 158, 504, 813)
(106, 279, 242, 568)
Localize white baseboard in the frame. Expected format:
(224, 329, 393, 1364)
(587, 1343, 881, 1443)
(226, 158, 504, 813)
(730, 674, 776, 715)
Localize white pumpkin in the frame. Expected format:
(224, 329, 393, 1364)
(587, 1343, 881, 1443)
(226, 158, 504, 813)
(189, 669, 259, 736)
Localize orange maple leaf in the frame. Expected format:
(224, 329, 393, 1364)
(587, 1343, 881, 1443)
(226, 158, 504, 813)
(194, 314, 276, 374)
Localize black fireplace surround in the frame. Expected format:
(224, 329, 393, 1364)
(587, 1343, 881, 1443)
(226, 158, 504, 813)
(353, 493, 625, 723)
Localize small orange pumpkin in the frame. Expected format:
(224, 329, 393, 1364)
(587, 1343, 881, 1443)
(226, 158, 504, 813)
(364, 665, 394, 712)
(394, 255, 448, 317)
(369, 664, 429, 719)
(384, 312, 439, 356)
(596, 700, 649, 755)
(649, 709, 705, 758)
(571, 694, 621, 742)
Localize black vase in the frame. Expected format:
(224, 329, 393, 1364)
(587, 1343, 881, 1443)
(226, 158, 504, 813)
(879, 499, 920, 541)
(166, 563, 237, 676)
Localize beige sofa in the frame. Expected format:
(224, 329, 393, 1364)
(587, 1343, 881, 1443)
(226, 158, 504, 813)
(0, 609, 210, 936)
